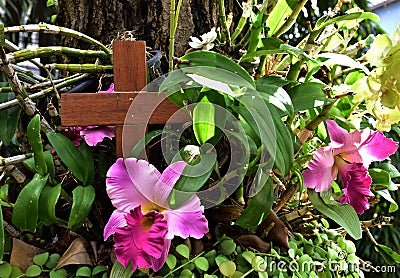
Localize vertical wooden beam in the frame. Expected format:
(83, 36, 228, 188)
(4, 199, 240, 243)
(112, 41, 147, 158)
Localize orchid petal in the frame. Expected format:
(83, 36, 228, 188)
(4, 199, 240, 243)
(125, 158, 161, 203)
(326, 120, 348, 148)
(165, 195, 208, 239)
(80, 126, 116, 146)
(302, 147, 337, 192)
(103, 210, 127, 240)
(339, 163, 374, 214)
(113, 207, 168, 271)
(106, 83, 114, 93)
(106, 158, 147, 212)
(358, 129, 398, 167)
(150, 239, 171, 272)
(153, 161, 187, 208)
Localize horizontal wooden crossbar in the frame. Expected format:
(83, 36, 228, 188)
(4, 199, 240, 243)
(61, 92, 181, 126)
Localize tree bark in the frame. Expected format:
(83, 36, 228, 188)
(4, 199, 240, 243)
(57, 0, 239, 57)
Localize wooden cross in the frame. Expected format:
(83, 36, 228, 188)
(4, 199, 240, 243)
(61, 41, 182, 158)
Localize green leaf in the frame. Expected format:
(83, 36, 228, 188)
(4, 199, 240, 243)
(0, 92, 20, 146)
(220, 238, 237, 256)
(375, 244, 400, 264)
(369, 168, 390, 188)
(376, 163, 400, 178)
(236, 178, 273, 228)
(179, 269, 194, 278)
(47, 132, 89, 184)
(315, 12, 379, 32)
(318, 53, 370, 74)
(0, 262, 11, 278)
(68, 185, 95, 230)
(44, 151, 55, 180)
(33, 252, 49, 266)
(25, 265, 42, 277)
(308, 189, 361, 240)
(92, 265, 108, 277)
(176, 244, 190, 259)
(110, 260, 132, 278)
(375, 190, 398, 213)
(49, 268, 67, 278)
(76, 266, 92, 277)
(193, 96, 216, 145)
(219, 261, 236, 277)
(12, 173, 49, 232)
(166, 254, 177, 269)
(10, 265, 23, 278)
(38, 184, 61, 226)
(45, 253, 61, 269)
(78, 142, 95, 185)
(27, 114, 47, 176)
(179, 51, 255, 88)
(266, 0, 297, 36)
(194, 257, 209, 272)
(288, 82, 334, 112)
(256, 76, 294, 116)
(129, 129, 163, 158)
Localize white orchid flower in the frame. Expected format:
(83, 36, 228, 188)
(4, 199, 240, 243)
(189, 27, 217, 50)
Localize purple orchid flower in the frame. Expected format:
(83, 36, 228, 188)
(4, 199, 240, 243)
(64, 84, 116, 146)
(104, 158, 208, 272)
(302, 120, 398, 214)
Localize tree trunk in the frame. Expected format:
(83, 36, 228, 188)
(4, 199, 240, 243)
(57, 0, 239, 57)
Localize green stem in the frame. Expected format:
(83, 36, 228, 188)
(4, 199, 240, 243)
(164, 251, 205, 278)
(0, 154, 33, 167)
(274, 0, 309, 37)
(217, 0, 232, 45)
(169, 0, 176, 72)
(305, 101, 336, 131)
(45, 63, 113, 73)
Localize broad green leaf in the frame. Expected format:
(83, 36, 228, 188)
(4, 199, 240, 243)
(0, 205, 3, 261)
(68, 185, 95, 230)
(318, 53, 370, 74)
(376, 163, 400, 178)
(25, 265, 42, 277)
(375, 244, 400, 264)
(375, 189, 398, 213)
(369, 168, 390, 188)
(176, 244, 190, 259)
(315, 12, 379, 33)
(179, 51, 254, 88)
(47, 132, 88, 184)
(236, 178, 273, 228)
(256, 76, 294, 116)
(266, 0, 297, 36)
(193, 96, 216, 145)
(27, 114, 47, 176)
(12, 173, 49, 232)
(110, 260, 132, 278)
(78, 142, 95, 185)
(288, 82, 334, 112)
(0, 92, 20, 146)
(38, 184, 61, 226)
(33, 252, 49, 266)
(44, 151, 55, 180)
(170, 151, 216, 209)
(308, 189, 361, 240)
(0, 262, 12, 278)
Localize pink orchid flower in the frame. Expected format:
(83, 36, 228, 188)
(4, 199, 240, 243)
(64, 84, 116, 146)
(302, 120, 398, 214)
(104, 158, 208, 272)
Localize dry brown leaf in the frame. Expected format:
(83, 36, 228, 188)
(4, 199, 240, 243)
(10, 239, 43, 272)
(56, 238, 93, 269)
(236, 235, 270, 252)
(257, 210, 290, 250)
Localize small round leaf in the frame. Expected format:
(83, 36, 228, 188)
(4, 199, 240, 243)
(220, 238, 236, 256)
(92, 265, 108, 277)
(219, 261, 236, 277)
(50, 268, 67, 278)
(179, 269, 193, 278)
(25, 265, 42, 277)
(76, 266, 91, 277)
(176, 244, 190, 259)
(45, 253, 61, 269)
(10, 265, 23, 278)
(166, 254, 177, 269)
(194, 257, 209, 272)
(33, 252, 49, 266)
(0, 262, 12, 277)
